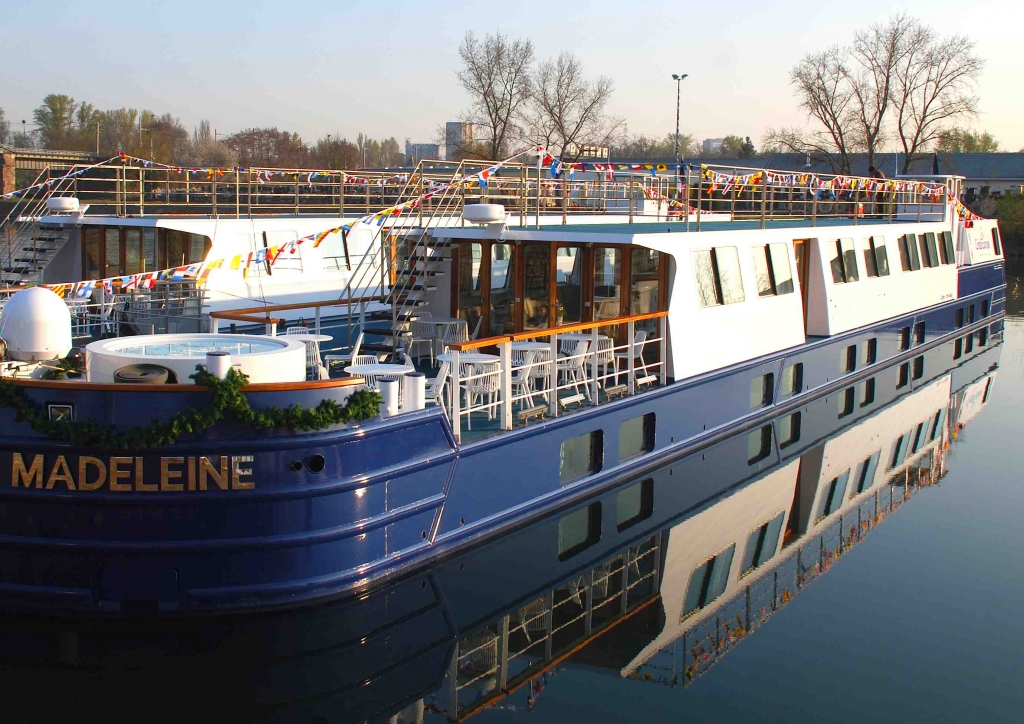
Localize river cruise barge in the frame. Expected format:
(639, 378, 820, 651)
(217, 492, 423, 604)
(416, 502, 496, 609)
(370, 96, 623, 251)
(0, 160, 1006, 614)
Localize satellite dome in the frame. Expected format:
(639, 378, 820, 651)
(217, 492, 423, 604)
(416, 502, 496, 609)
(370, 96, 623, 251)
(1, 287, 72, 362)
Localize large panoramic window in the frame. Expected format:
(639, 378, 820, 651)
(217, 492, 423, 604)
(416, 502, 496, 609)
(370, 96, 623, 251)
(830, 238, 860, 284)
(864, 237, 890, 277)
(457, 242, 484, 335)
(489, 243, 515, 335)
(693, 247, 745, 307)
(593, 247, 622, 320)
(555, 246, 583, 326)
(522, 244, 550, 331)
(631, 248, 662, 314)
(682, 544, 736, 619)
(752, 243, 794, 297)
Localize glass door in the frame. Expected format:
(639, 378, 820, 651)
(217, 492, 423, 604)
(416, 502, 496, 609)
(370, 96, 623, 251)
(522, 244, 550, 331)
(124, 229, 143, 275)
(104, 229, 122, 277)
(489, 243, 515, 335)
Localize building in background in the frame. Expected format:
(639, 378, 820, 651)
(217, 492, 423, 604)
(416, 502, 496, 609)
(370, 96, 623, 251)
(405, 141, 440, 164)
(445, 122, 474, 160)
(702, 138, 725, 156)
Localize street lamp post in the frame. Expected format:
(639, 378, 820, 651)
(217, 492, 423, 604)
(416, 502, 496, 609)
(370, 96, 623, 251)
(671, 73, 688, 198)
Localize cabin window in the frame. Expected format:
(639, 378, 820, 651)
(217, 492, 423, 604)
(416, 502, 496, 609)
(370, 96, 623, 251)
(862, 377, 876, 406)
(898, 234, 922, 271)
(631, 248, 662, 314)
(838, 387, 855, 418)
(752, 243, 794, 297)
(555, 246, 583, 326)
(619, 413, 655, 462)
(693, 247, 744, 307)
(954, 338, 963, 359)
(558, 503, 602, 561)
(750, 373, 774, 410)
(914, 321, 925, 345)
(992, 228, 1002, 256)
(457, 243, 484, 334)
(489, 243, 515, 335)
(143, 229, 158, 271)
(842, 345, 857, 373)
(978, 327, 988, 346)
(865, 338, 878, 365)
(964, 333, 974, 353)
(955, 308, 964, 329)
(816, 470, 850, 521)
(560, 431, 603, 485)
(899, 326, 911, 351)
(890, 434, 907, 469)
(967, 304, 975, 324)
(104, 229, 120, 277)
(593, 247, 622, 321)
(983, 377, 994, 404)
(920, 233, 941, 268)
(747, 425, 774, 465)
(830, 238, 859, 283)
(930, 409, 947, 442)
(897, 362, 910, 389)
(855, 453, 881, 494)
(740, 512, 785, 577)
(616, 478, 654, 532)
(83, 228, 103, 279)
(682, 544, 736, 618)
(864, 237, 890, 277)
(981, 300, 990, 317)
(779, 412, 801, 449)
(780, 363, 803, 397)
(124, 229, 143, 275)
(940, 231, 956, 264)
(912, 421, 929, 454)
(912, 355, 924, 380)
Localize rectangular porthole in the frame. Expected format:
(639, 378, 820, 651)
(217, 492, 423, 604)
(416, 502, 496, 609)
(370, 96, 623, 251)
(558, 503, 602, 561)
(979, 328, 988, 346)
(898, 234, 921, 271)
(890, 435, 907, 469)
(939, 231, 955, 264)
(861, 378, 876, 407)
(865, 338, 878, 365)
(693, 247, 745, 307)
(619, 413, 655, 462)
(920, 233, 940, 268)
(965, 334, 974, 353)
(752, 243, 794, 297)
(816, 470, 850, 521)
(747, 425, 774, 465)
(682, 544, 736, 619)
(855, 452, 881, 494)
(930, 409, 947, 442)
(912, 355, 924, 380)
(981, 300, 990, 317)
(842, 345, 857, 373)
(779, 412, 801, 449)
(616, 478, 654, 532)
(750, 373, 775, 410)
(899, 327, 911, 351)
(831, 238, 859, 283)
(913, 321, 925, 345)
(864, 236, 889, 277)
(954, 338, 963, 359)
(838, 387, 855, 418)
(955, 308, 964, 329)
(780, 363, 803, 397)
(740, 512, 785, 577)
(968, 304, 975, 324)
(560, 431, 603, 485)
(897, 362, 910, 389)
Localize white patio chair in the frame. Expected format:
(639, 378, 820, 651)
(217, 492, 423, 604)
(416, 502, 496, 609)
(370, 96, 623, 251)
(469, 316, 483, 340)
(425, 362, 450, 414)
(557, 339, 591, 400)
(615, 330, 649, 385)
(441, 320, 469, 352)
(465, 361, 500, 428)
(409, 319, 436, 367)
(352, 354, 380, 367)
(511, 350, 539, 409)
(323, 331, 364, 371)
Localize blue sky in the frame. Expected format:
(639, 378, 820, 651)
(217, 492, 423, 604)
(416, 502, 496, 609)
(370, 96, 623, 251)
(4, 0, 1021, 150)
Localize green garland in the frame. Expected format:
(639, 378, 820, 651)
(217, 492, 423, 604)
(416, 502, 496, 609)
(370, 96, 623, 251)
(0, 366, 382, 450)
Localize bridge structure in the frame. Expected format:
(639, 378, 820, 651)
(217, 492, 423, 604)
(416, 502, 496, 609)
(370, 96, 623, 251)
(0, 145, 99, 196)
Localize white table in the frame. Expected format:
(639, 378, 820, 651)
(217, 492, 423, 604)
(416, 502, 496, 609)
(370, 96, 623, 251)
(287, 333, 334, 378)
(345, 363, 415, 377)
(437, 352, 499, 364)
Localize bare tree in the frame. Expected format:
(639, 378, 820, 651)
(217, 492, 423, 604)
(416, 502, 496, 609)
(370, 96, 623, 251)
(893, 26, 982, 172)
(0, 108, 9, 145)
(456, 31, 534, 161)
(790, 47, 858, 172)
(526, 52, 622, 161)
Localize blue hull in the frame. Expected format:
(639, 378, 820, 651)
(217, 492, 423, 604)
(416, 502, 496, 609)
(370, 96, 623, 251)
(0, 266, 1005, 614)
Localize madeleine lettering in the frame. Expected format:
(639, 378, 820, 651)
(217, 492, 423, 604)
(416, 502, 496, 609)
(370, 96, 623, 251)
(9, 454, 256, 492)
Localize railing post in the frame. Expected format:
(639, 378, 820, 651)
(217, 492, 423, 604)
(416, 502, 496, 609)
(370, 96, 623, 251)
(549, 333, 559, 417)
(235, 171, 240, 218)
(451, 349, 461, 442)
(139, 167, 145, 217)
(315, 306, 321, 336)
(211, 316, 219, 333)
(695, 170, 703, 231)
(659, 315, 668, 385)
(629, 179, 634, 224)
(562, 178, 568, 226)
(627, 320, 636, 396)
(590, 326, 600, 403)
(212, 174, 218, 218)
(497, 614, 510, 690)
(500, 340, 512, 431)
(759, 170, 768, 229)
(853, 186, 859, 225)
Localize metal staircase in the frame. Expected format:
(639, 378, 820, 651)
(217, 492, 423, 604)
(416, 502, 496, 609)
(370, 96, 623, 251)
(0, 167, 75, 286)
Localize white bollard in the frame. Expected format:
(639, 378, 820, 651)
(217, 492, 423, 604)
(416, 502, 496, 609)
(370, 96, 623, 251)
(403, 372, 425, 412)
(379, 379, 400, 417)
(205, 351, 232, 379)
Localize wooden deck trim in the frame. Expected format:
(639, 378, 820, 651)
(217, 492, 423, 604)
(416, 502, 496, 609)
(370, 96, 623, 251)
(5, 376, 366, 392)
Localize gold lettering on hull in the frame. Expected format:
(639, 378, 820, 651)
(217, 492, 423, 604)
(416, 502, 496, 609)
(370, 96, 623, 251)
(8, 454, 257, 493)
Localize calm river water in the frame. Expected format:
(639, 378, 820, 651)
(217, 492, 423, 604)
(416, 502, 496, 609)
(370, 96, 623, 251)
(1, 264, 1022, 724)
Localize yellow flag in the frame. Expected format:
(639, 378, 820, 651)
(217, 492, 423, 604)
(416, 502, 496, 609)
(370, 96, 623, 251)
(230, 255, 241, 270)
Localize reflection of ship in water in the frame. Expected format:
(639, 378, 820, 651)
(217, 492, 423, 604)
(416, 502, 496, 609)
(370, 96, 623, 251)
(0, 336, 1001, 722)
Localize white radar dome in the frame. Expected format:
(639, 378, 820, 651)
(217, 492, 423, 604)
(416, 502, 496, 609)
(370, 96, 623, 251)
(2, 287, 73, 361)
(45, 197, 80, 213)
(463, 204, 506, 224)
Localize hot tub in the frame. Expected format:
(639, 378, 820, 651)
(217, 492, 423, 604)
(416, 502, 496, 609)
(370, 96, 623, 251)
(85, 333, 307, 384)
